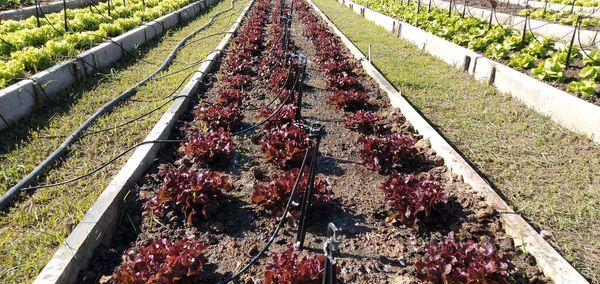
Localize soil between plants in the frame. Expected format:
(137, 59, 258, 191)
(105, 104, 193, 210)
(80, 1, 547, 283)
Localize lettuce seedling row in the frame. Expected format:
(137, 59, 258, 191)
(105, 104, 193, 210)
(76, 0, 548, 282)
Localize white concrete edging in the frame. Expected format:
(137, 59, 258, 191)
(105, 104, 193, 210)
(417, 0, 599, 47)
(341, 0, 600, 144)
(32, 1, 253, 283)
(0, 0, 106, 21)
(0, 0, 214, 131)
(309, 0, 589, 283)
(499, 0, 600, 17)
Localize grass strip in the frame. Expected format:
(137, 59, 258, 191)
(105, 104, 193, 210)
(312, 0, 600, 282)
(0, 0, 248, 282)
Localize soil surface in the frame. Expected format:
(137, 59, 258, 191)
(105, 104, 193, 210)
(79, 0, 548, 283)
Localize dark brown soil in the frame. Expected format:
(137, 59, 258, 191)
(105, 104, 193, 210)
(79, 1, 549, 283)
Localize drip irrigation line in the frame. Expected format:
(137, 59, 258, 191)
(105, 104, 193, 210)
(232, 68, 298, 136)
(37, 2, 65, 34)
(0, 86, 68, 140)
(13, 139, 185, 192)
(465, 4, 480, 18)
(0, 113, 23, 138)
(528, 16, 546, 45)
(577, 26, 600, 64)
(0, 0, 239, 211)
(526, 15, 551, 30)
(219, 146, 311, 284)
(31, 78, 58, 105)
(129, 69, 201, 102)
(241, 77, 289, 111)
(87, 0, 112, 21)
(181, 31, 234, 48)
(493, 9, 509, 32)
(0, 36, 15, 49)
(84, 94, 198, 137)
(556, 28, 576, 41)
(155, 58, 217, 80)
(2, 3, 239, 138)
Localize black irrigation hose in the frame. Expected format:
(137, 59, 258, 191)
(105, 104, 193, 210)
(527, 15, 551, 31)
(241, 79, 288, 111)
(577, 26, 600, 64)
(37, 2, 64, 34)
(0, 0, 238, 211)
(87, 0, 113, 21)
(219, 146, 311, 284)
(84, 95, 197, 137)
(13, 139, 185, 192)
(528, 16, 547, 45)
(241, 60, 293, 111)
(492, 8, 509, 32)
(0, 113, 23, 137)
(37, 75, 200, 139)
(4, 54, 299, 198)
(0, 36, 15, 49)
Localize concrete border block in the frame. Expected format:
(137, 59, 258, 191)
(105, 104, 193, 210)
(181, 5, 196, 21)
(90, 42, 123, 69)
(399, 23, 429, 50)
(160, 12, 180, 29)
(0, 80, 36, 126)
(33, 1, 254, 283)
(145, 20, 165, 38)
(309, 0, 590, 282)
(113, 26, 147, 52)
(472, 57, 495, 83)
(494, 63, 600, 142)
(498, 0, 600, 16)
(31, 62, 77, 99)
(423, 34, 471, 68)
(75, 49, 98, 76)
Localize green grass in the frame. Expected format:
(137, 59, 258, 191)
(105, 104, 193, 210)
(0, 0, 248, 282)
(313, 0, 600, 282)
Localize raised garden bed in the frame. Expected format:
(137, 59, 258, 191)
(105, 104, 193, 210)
(0, 0, 198, 89)
(69, 0, 556, 282)
(354, 0, 600, 103)
(455, 0, 600, 30)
